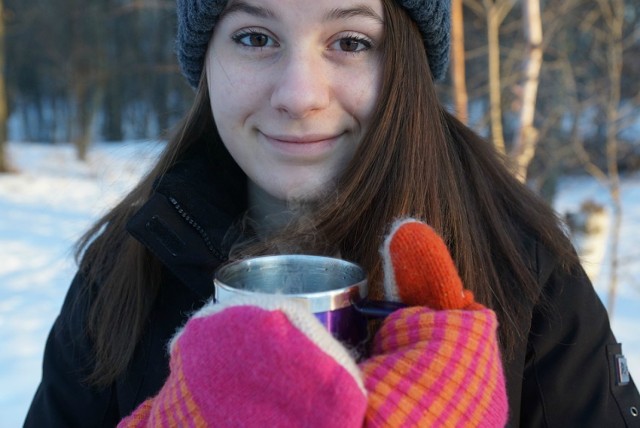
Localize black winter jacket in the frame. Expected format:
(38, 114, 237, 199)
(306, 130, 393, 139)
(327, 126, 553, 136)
(24, 148, 640, 427)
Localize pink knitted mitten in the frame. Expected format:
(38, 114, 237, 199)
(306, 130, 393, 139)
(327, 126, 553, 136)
(359, 219, 508, 427)
(118, 296, 367, 428)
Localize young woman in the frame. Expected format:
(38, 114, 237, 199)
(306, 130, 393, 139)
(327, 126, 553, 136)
(25, 0, 640, 426)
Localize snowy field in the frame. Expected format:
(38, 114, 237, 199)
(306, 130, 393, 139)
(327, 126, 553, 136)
(1, 141, 639, 426)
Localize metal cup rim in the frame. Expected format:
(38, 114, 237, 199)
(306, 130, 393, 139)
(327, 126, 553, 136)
(213, 254, 368, 312)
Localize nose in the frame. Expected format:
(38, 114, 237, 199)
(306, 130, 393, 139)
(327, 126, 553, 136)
(270, 51, 331, 118)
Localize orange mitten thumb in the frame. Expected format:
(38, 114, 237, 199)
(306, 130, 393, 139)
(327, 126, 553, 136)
(382, 218, 483, 310)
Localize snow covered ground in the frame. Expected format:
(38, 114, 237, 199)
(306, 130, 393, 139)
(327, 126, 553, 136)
(1, 141, 639, 426)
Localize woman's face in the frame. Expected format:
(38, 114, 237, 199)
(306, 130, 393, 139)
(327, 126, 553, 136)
(206, 0, 383, 201)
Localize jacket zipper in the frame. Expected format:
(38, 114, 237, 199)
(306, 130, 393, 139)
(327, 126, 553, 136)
(168, 196, 227, 262)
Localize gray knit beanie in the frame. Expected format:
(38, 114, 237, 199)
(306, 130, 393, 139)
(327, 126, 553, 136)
(176, 0, 451, 88)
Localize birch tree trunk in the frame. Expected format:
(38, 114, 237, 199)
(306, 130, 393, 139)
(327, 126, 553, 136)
(483, 0, 515, 155)
(598, 0, 624, 317)
(451, 0, 468, 123)
(486, 9, 505, 154)
(510, 0, 543, 182)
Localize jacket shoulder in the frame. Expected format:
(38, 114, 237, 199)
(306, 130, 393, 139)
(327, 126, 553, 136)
(521, 240, 640, 427)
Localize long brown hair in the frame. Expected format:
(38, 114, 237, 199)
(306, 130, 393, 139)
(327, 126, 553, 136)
(78, 0, 577, 386)
(76, 80, 215, 385)
(251, 0, 577, 347)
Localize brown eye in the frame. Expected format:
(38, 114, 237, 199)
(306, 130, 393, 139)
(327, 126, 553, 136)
(339, 39, 359, 52)
(232, 31, 275, 48)
(248, 34, 268, 47)
(336, 37, 371, 53)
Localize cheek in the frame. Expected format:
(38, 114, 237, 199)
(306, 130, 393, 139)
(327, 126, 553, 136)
(340, 63, 381, 124)
(207, 53, 263, 121)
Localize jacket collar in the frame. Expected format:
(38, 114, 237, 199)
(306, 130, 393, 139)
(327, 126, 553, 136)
(126, 140, 248, 300)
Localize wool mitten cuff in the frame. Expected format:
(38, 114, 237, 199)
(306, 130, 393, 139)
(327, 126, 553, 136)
(118, 295, 367, 428)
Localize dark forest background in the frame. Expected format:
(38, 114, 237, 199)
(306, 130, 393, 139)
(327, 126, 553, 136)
(1, 0, 639, 184)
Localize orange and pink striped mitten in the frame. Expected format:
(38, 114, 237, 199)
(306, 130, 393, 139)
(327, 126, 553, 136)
(359, 219, 508, 427)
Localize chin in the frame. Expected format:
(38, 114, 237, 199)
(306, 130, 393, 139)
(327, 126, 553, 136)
(272, 180, 334, 203)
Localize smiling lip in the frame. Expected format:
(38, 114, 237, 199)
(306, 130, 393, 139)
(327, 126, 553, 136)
(260, 132, 342, 158)
(263, 133, 341, 144)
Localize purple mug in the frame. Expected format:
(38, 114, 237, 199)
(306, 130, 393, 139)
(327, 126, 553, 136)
(213, 255, 403, 347)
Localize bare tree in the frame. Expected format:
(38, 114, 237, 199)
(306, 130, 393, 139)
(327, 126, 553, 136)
(482, 0, 515, 154)
(451, 0, 469, 123)
(596, 0, 625, 317)
(69, 0, 108, 161)
(462, 0, 593, 185)
(560, 0, 628, 317)
(5, 0, 190, 152)
(0, 0, 9, 172)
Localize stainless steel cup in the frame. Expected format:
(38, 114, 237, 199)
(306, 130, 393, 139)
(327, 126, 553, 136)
(213, 254, 369, 346)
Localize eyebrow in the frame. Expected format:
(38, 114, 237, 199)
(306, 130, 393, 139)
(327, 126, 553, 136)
(324, 5, 384, 24)
(220, 1, 383, 24)
(220, 1, 276, 21)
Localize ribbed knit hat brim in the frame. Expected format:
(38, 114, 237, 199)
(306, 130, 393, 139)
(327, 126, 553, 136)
(396, 0, 450, 81)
